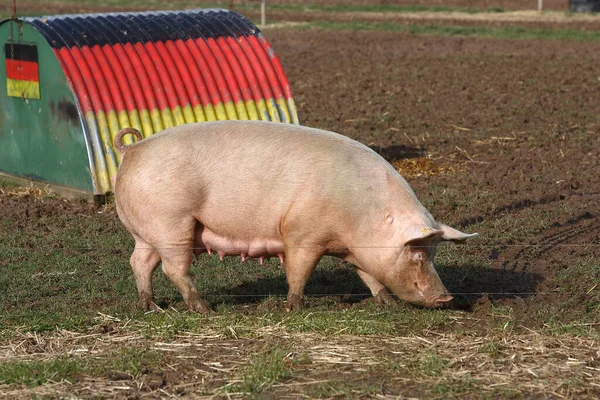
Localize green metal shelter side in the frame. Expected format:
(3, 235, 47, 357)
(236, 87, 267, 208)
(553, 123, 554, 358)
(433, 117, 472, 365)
(0, 19, 93, 193)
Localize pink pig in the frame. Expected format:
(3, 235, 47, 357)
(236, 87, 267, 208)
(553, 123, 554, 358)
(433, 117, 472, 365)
(114, 121, 477, 313)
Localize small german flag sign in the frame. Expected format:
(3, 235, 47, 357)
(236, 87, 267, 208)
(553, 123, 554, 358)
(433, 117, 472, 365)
(5, 43, 40, 100)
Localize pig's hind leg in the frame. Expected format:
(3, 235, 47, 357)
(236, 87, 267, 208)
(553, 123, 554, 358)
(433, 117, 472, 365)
(160, 250, 211, 313)
(152, 218, 211, 314)
(130, 239, 161, 310)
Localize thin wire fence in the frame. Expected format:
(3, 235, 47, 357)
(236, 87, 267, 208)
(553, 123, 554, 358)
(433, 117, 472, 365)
(1, 244, 599, 251)
(159, 291, 592, 297)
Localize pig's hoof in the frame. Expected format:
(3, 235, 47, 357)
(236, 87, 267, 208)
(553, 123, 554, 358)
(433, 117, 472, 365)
(285, 294, 304, 312)
(148, 302, 164, 312)
(138, 292, 158, 311)
(187, 300, 213, 314)
(374, 289, 397, 306)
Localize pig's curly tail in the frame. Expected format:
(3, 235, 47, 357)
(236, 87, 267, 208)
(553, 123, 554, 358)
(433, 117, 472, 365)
(114, 127, 143, 155)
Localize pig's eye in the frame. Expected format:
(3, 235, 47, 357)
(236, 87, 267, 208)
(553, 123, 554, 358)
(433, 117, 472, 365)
(412, 252, 424, 262)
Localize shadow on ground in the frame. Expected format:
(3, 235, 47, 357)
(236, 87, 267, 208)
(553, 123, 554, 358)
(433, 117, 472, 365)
(369, 144, 424, 161)
(217, 264, 543, 311)
(438, 264, 543, 311)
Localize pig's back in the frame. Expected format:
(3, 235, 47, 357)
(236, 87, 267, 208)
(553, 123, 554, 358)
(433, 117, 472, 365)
(116, 121, 413, 240)
(124, 120, 395, 193)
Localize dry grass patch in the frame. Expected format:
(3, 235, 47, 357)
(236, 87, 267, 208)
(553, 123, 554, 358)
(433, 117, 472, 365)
(393, 157, 457, 177)
(355, 10, 600, 25)
(0, 183, 56, 199)
(1, 316, 599, 398)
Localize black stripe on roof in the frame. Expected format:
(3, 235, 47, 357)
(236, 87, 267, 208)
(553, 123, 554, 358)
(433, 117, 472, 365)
(24, 9, 259, 48)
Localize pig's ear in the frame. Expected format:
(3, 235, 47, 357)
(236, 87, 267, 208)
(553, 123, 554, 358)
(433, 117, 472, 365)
(403, 226, 444, 248)
(438, 223, 478, 243)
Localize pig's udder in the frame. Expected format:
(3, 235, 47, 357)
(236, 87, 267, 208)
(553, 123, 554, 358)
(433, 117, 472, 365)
(193, 225, 285, 265)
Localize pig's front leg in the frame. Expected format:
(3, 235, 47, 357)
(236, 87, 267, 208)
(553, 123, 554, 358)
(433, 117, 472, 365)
(355, 268, 397, 306)
(284, 246, 322, 312)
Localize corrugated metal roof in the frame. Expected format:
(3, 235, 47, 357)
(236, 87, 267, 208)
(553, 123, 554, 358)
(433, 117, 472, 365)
(23, 9, 299, 194)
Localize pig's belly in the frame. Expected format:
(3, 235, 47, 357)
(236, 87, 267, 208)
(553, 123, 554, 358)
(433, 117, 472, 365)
(193, 225, 285, 263)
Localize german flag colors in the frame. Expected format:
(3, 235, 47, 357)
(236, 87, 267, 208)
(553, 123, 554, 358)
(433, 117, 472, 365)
(5, 43, 40, 100)
(25, 9, 299, 194)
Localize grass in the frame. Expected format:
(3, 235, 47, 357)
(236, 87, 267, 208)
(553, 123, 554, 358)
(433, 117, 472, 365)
(0, 180, 20, 189)
(244, 3, 505, 14)
(228, 345, 293, 396)
(98, 348, 163, 378)
(1, 217, 598, 397)
(0, 358, 82, 386)
(310, 380, 381, 398)
(553, 258, 600, 317)
(1, 227, 597, 395)
(5, 0, 506, 15)
(302, 21, 600, 42)
(1, 190, 597, 338)
(0, 0, 508, 22)
(0, 195, 456, 338)
(0, 348, 163, 387)
(430, 376, 481, 397)
(417, 350, 448, 377)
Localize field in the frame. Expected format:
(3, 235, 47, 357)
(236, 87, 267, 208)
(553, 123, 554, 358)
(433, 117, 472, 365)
(1, 1, 600, 398)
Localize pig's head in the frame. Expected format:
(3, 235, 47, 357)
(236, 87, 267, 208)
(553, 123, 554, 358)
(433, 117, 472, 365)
(381, 223, 477, 308)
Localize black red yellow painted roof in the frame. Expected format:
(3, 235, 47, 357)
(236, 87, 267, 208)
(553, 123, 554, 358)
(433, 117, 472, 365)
(20, 9, 299, 194)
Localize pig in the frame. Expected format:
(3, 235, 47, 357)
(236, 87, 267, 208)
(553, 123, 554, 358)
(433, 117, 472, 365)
(113, 121, 477, 313)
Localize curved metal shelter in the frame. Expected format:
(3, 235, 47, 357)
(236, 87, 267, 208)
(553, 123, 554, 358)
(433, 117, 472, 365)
(0, 9, 298, 197)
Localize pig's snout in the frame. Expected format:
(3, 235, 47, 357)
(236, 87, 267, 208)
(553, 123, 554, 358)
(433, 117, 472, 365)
(412, 278, 453, 308)
(431, 294, 453, 307)
(417, 288, 454, 308)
